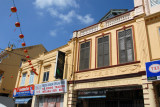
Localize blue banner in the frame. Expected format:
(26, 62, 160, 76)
(145, 60, 160, 81)
(13, 85, 34, 97)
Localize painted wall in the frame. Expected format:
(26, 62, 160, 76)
(0, 45, 46, 97)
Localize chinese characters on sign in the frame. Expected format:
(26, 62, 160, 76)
(35, 80, 67, 95)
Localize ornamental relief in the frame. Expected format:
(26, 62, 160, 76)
(74, 77, 141, 90)
(75, 64, 141, 80)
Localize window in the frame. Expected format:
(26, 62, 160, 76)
(20, 73, 27, 86)
(29, 71, 34, 85)
(43, 72, 49, 82)
(97, 36, 110, 67)
(79, 41, 90, 71)
(0, 73, 3, 82)
(150, 0, 160, 7)
(118, 28, 134, 64)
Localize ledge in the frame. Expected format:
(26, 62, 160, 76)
(76, 61, 140, 73)
(68, 70, 146, 84)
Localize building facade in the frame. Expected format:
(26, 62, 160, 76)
(68, 0, 160, 107)
(13, 0, 160, 107)
(14, 41, 76, 107)
(0, 44, 46, 97)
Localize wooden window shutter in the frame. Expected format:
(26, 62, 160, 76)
(97, 36, 109, 67)
(118, 31, 126, 64)
(98, 38, 104, 67)
(118, 28, 134, 64)
(126, 29, 134, 62)
(43, 72, 46, 81)
(103, 36, 109, 66)
(79, 41, 90, 71)
(84, 42, 90, 70)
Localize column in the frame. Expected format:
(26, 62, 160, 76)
(142, 75, 157, 107)
(67, 84, 77, 107)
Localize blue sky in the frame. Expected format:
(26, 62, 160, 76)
(0, 0, 134, 51)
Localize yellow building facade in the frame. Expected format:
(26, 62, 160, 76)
(0, 44, 46, 97)
(67, 0, 160, 107)
(13, 0, 160, 107)
(14, 41, 76, 107)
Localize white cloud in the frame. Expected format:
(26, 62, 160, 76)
(49, 30, 57, 37)
(34, 0, 79, 9)
(47, 8, 94, 25)
(77, 14, 94, 25)
(48, 8, 75, 23)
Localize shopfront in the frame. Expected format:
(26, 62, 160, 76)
(13, 85, 34, 107)
(34, 79, 67, 107)
(76, 86, 144, 107)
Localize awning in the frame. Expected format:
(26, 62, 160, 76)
(78, 96, 106, 99)
(15, 98, 32, 104)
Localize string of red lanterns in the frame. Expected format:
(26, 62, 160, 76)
(8, 0, 38, 78)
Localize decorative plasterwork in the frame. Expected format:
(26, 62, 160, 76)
(74, 77, 141, 90)
(74, 8, 144, 38)
(75, 63, 141, 80)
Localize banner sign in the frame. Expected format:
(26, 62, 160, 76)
(145, 60, 160, 81)
(54, 51, 65, 79)
(13, 85, 34, 97)
(35, 80, 67, 95)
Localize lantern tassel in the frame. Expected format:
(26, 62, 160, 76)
(14, 28, 16, 32)
(9, 13, 12, 17)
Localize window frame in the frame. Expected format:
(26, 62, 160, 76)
(29, 71, 34, 85)
(77, 39, 92, 71)
(20, 73, 27, 86)
(117, 26, 136, 64)
(95, 33, 111, 68)
(0, 73, 3, 83)
(43, 71, 49, 82)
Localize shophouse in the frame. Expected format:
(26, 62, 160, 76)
(14, 40, 75, 107)
(68, 0, 160, 107)
(0, 44, 46, 97)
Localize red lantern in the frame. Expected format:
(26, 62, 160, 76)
(22, 42, 26, 47)
(19, 34, 24, 39)
(29, 63, 32, 65)
(11, 7, 17, 13)
(24, 49, 28, 53)
(11, 76, 13, 78)
(26, 55, 30, 58)
(15, 22, 20, 27)
(28, 60, 31, 63)
(31, 66, 34, 69)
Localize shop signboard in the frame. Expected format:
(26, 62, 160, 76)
(145, 60, 160, 81)
(13, 85, 34, 97)
(35, 79, 67, 95)
(78, 90, 106, 96)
